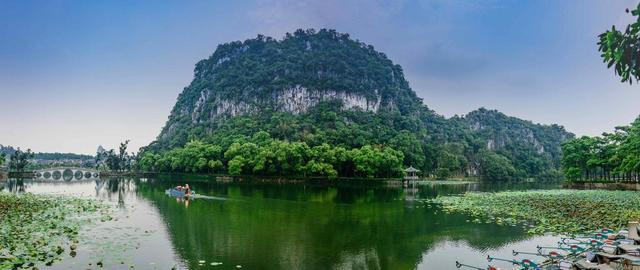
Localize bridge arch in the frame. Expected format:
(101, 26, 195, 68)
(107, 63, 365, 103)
(33, 167, 100, 181)
(62, 169, 73, 181)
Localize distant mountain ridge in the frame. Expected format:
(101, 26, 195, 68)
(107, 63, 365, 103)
(0, 145, 93, 160)
(148, 29, 574, 180)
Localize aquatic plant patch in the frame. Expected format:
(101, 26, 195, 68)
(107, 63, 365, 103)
(0, 193, 103, 269)
(431, 190, 640, 235)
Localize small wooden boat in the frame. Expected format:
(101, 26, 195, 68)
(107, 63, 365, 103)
(165, 188, 196, 197)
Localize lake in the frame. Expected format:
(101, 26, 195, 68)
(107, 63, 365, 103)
(1, 177, 564, 270)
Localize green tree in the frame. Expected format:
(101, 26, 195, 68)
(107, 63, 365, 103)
(104, 149, 120, 171)
(561, 137, 592, 181)
(351, 145, 403, 178)
(388, 131, 425, 170)
(616, 117, 640, 177)
(228, 156, 246, 175)
(250, 131, 273, 146)
(8, 148, 34, 172)
(138, 152, 159, 171)
(208, 160, 224, 172)
(224, 142, 260, 175)
(118, 140, 131, 171)
(99, 140, 133, 172)
(561, 116, 640, 182)
(598, 3, 640, 84)
(478, 150, 516, 181)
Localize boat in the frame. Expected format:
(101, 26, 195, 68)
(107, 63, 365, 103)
(165, 188, 196, 198)
(457, 223, 640, 270)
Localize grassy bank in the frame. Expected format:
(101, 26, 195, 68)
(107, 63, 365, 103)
(0, 193, 103, 269)
(431, 190, 640, 235)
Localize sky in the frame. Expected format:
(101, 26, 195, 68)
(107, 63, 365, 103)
(1, 0, 639, 154)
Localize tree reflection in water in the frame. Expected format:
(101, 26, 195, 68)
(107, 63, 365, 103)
(95, 178, 137, 208)
(2, 178, 26, 193)
(135, 178, 539, 270)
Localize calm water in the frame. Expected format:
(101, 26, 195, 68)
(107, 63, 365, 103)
(1, 177, 563, 270)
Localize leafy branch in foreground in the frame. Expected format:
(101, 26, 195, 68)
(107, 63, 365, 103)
(598, 3, 640, 84)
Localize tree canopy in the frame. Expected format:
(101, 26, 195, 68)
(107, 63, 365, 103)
(140, 132, 404, 179)
(561, 115, 640, 182)
(97, 140, 136, 172)
(8, 148, 34, 172)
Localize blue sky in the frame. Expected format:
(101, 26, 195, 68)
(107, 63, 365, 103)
(1, 0, 639, 154)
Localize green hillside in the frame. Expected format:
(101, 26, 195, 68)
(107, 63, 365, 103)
(143, 29, 573, 180)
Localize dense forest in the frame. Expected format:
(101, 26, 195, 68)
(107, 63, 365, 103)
(139, 132, 404, 178)
(561, 115, 640, 182)
(144, 29, 573, 180)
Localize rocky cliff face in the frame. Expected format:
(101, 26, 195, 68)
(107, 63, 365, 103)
(460, 108, 571, 170)
(161, 85, 381, 141)
(157, 29, 421, 142)
(184, 86, 379, 122)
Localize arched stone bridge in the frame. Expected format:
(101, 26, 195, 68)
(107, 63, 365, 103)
(34, 167, 100, 181)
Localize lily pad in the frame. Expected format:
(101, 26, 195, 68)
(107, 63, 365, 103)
(0, 193, 103, 268)
(432, 190, 640, 235)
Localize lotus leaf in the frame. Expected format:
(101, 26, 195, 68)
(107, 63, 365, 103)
(432, 190, 640, 235)
(0, 193, 102, 269)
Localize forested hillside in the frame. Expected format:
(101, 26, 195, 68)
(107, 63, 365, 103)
(143, 29, 573, 180)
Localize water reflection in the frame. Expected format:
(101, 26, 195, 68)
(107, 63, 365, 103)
(1, 178, 27, 193)
(94, 177, 138, 208)
(1, 177, 562, 270)
(135, 178, 557, 269)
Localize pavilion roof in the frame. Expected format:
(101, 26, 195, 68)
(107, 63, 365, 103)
(404, 166, 420, 173)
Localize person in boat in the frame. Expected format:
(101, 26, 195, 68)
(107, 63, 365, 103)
(184, 184, 191, 195)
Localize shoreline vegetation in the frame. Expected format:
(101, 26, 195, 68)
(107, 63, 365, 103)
(0, 193, 104, 269)
(565, 182, 640, 191)
(561, 116, 640, 183)
(149, 172, 482, 183)
(140, 132, 406, 179)
(138, 131, 560, 181)
(431, 190, 640, 235)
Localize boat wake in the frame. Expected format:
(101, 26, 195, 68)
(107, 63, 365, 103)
(191, 194, 229, 200)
